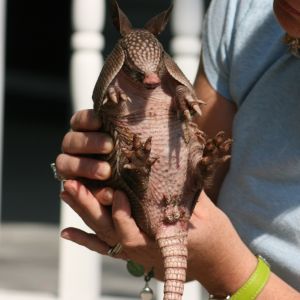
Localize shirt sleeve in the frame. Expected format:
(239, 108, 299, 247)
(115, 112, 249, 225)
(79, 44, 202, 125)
(201, 0, 238, 100)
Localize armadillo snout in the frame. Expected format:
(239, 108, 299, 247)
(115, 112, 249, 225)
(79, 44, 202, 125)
(143, 72, 161, 89)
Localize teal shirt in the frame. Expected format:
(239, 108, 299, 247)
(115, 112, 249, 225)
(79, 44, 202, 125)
(202, 0, 300, 290)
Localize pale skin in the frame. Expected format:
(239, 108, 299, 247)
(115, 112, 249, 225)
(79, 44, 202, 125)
(55, 1, 300, 298)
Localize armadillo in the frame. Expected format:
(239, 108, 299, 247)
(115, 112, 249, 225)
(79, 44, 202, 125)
(92, 2, 231, 299)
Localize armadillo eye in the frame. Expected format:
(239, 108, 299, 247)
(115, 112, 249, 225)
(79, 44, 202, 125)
(122, 62, 145, 82)
(133, 69, 145, 81)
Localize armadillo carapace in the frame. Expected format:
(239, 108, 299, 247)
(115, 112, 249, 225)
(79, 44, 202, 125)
(92, 2, 231, 300)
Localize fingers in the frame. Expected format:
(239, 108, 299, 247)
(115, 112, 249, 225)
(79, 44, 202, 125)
(56, 154, 111, 180)
(62, 131, 113, 155)
(61, 183, 161, 271)
(61, 180, 118, 246)
(70, 109, 101, 131)
(112, 191, 149, 247)
(61, 227, 127, 260)
(111, 191, 163, 273)
(61, 227, 109, 253)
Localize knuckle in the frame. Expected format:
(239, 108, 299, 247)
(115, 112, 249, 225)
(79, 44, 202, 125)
(96, 228, 115, 245)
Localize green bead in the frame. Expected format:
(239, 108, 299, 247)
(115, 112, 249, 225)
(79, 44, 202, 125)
(127, 260, 145, 277)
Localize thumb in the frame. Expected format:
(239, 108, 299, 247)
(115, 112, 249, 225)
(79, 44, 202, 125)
(112, 190, 143, 243)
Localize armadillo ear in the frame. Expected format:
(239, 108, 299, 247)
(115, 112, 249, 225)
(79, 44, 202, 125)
(144, 5, 173, 36)
(111, 0, 133, 36)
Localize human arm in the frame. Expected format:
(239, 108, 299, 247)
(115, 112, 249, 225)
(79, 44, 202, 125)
(56, 108, 299, 298)
(193, 58, 236, 201)
(59, 178, 300, 299)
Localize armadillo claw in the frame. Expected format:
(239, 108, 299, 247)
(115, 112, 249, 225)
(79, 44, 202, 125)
(175, 85, 203, 120)
(192, 104, 202, 116)
(104, 85, 131, 105)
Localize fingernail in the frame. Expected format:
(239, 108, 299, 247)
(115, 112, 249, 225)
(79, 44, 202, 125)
(102, 137, 114, 154)
(96, 162, 111, 180)
(61, 230, 71, 240)
(62, 180, 77, 195)
(104, 188, 114, 200)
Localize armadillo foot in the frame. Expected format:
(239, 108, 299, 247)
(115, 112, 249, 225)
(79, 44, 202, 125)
(175, 85, 204, 121)
(200, 131, 232, 186)
(103, 85, 132, 105)
(122, 134, 158, 175)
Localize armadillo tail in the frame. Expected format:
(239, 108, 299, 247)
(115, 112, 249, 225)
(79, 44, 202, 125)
(157, 232, 188, 300)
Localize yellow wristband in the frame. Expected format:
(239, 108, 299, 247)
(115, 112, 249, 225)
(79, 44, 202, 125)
(231, 255, 271, 300)
(209, 255, 271, 300)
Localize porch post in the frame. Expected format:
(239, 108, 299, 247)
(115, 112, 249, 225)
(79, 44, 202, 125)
(170, 0, 204, 82)
(58, 1, 105, 299)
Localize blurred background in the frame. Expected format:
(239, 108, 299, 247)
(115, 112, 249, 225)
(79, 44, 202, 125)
(0, 0, 211, 299)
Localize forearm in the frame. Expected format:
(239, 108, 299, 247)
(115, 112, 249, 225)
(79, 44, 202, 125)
(193, 59, 236, 200)
(187, 192, 300, 299)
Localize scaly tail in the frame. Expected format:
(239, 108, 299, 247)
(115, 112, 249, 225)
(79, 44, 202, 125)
(157, 231, 188, 300)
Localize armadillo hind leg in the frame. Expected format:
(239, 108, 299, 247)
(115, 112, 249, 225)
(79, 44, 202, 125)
(122, 135, 158, 176)
(200, 131, 232, 187)
(118, 134, 158, 203)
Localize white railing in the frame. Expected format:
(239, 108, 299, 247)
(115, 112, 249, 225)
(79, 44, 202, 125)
(59, 1, 105, 300)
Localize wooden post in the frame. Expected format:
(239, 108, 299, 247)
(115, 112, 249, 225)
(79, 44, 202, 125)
(170, 0, 204, 82)
(58, 1, 105, 299)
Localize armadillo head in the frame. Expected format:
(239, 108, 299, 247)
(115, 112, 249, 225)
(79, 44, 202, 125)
(111, 0, 173, 89)
(121, 30, 163, 89)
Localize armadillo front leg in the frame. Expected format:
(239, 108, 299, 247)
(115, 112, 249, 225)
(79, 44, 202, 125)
(103, 84, 131, 105)
(175, 85, 203, 121)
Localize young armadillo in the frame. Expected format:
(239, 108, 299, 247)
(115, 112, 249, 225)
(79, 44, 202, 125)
(92, 2, 231, 300)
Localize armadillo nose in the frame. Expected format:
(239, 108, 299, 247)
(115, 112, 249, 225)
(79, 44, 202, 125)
(143, 72, 161, 89)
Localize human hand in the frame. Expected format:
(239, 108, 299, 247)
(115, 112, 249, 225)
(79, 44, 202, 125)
(60, 180, 164, 279)
(55, 109, 115, 203)
(60, 176, 257, 293)
(55, 109, 164, 277)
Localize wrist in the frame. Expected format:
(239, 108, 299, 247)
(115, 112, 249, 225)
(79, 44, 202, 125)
(187, 193, 265, 297)
(205, 248, 258, 297)
(209, 255, 271, 300)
